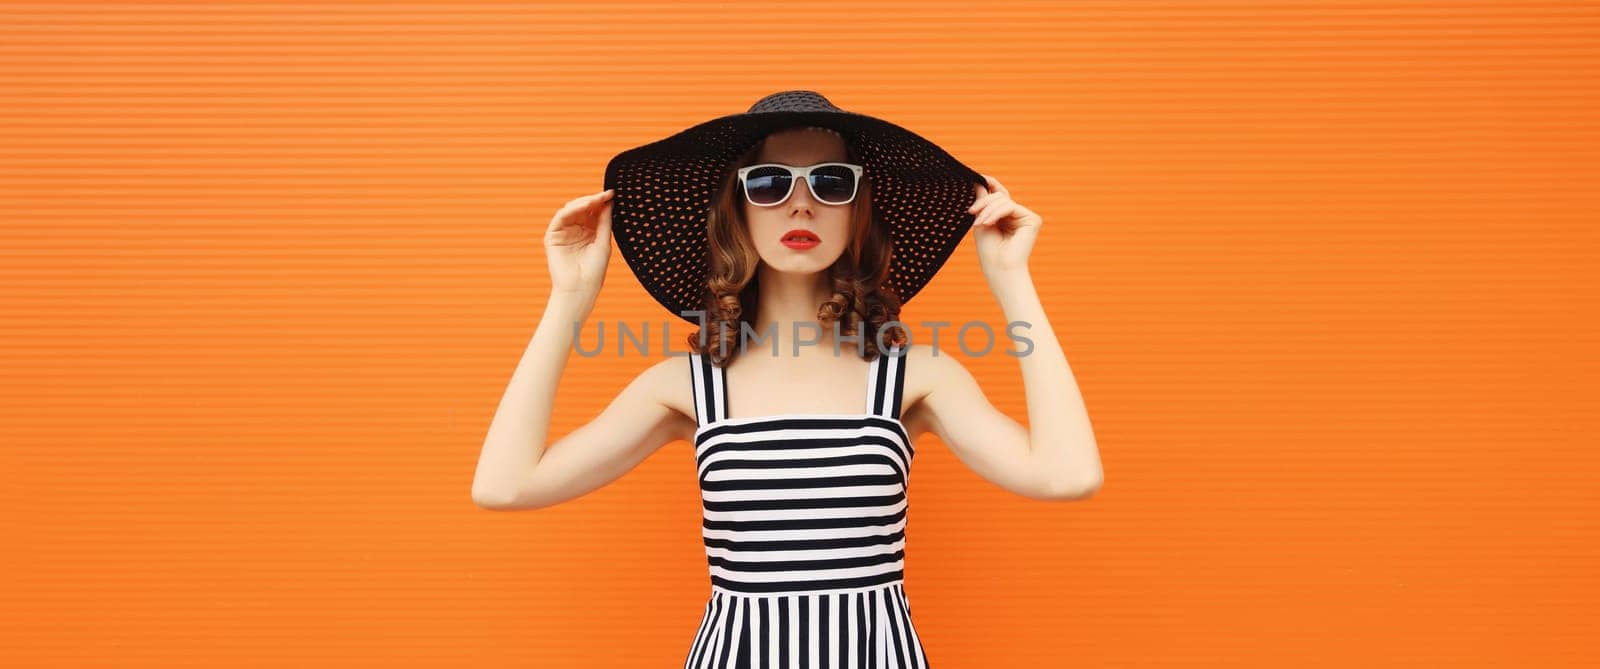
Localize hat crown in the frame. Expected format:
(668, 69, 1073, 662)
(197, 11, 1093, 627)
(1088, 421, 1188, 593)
(746, 90, 847, 114)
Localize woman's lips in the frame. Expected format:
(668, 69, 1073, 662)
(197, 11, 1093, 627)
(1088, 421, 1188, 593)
(780, 229, 820, 250)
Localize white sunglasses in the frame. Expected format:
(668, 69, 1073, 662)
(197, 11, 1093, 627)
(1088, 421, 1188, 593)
(736, 162, 865, 207)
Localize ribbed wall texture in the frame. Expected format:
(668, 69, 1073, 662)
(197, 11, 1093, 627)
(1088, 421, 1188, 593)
(3, 1, 1596, 667)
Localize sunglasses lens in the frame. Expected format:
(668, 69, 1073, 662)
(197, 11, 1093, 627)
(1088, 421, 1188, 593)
(744, 166, 793, 205)
(810, 165, 857, 204)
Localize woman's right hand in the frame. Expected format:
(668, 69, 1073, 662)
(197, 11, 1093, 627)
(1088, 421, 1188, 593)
(543, 188, 614, 305)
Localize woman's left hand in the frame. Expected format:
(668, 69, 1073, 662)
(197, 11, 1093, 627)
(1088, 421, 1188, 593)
(969, 174, 1042, 279)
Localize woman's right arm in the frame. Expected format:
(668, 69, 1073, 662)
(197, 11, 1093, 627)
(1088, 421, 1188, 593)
(470, 293, 690, 510)
(469, 187, 692, 510)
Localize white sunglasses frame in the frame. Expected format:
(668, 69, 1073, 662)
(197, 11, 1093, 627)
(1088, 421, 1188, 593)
(736, 162, 865, 207)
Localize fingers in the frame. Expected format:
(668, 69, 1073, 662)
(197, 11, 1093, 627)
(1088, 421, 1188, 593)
(560, 189, 613, 212)
(587, 190, 614, 222)
(975, 201, 1015, 228)
(970, 176, 1008, 215)
(553, 189, 613, 222)
(594, 196, 614, 248)
(547, 191, 613, 245)
(969, 187, 1009, 215)
(970, 174, 1018, 228)
(576, 189, 612, 213)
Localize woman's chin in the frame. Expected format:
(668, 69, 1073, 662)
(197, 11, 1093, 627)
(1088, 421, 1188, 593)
(760, 253, 841, 275)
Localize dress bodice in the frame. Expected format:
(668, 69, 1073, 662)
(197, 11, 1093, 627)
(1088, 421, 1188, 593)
(682, 345, 931, 668)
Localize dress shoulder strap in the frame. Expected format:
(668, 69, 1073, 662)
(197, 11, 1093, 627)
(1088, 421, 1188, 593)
(688, 349, 728, 427)
(866, 344, 907, 420)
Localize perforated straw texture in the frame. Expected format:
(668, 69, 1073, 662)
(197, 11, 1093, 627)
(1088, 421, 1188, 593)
(603, 90, 987, 325)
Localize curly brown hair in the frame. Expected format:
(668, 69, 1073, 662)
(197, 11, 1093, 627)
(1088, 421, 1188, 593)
(687, 131, 909, 367)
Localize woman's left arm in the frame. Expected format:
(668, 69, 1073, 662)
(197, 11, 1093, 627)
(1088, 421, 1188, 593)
(912, 175, 1103, 499)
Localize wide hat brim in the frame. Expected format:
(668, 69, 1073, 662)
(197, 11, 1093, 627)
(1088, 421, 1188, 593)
(603, 91, 986, 326)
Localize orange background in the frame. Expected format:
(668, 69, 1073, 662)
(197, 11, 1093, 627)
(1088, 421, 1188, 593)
(3, 1, 1596, 666)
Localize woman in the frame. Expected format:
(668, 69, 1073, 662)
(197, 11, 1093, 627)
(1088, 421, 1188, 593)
(472, 91, 1103, 668)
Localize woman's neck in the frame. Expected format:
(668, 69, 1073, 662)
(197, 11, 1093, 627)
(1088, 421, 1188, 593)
(749, 264, 844, 355)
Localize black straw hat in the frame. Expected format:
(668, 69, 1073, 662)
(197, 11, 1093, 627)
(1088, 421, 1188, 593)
(603, 90, 986, 325)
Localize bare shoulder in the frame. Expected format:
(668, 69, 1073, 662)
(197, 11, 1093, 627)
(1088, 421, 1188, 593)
(633, 354, 698, 444)
(899, 341, 965, 398)
(897, 342, 966, 439)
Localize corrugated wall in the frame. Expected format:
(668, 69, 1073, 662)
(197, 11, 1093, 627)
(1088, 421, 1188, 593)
(2, 1, 1595, 666)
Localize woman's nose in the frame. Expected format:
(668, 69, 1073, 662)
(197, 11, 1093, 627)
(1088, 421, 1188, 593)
(789, 178, 815, 211)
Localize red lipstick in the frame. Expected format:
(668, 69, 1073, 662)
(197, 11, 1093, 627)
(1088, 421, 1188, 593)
(780, 229, 820, 250)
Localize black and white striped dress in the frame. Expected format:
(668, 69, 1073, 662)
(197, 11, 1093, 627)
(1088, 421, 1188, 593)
(684, 344, 930, 669)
